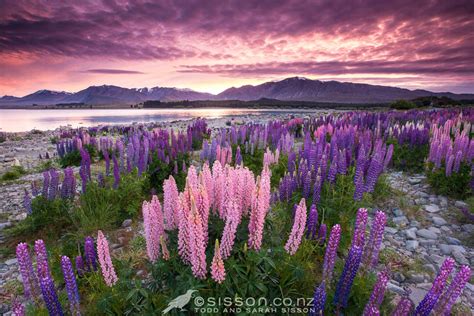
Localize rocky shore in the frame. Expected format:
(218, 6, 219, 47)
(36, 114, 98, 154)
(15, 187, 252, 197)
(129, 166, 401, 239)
(0, 113, 472, 314)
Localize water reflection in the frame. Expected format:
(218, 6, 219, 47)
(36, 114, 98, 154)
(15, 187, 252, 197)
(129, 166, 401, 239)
(0, 108, 313, 132)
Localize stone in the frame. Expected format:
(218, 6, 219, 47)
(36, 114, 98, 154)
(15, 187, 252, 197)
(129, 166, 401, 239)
(416, 229, 438, 240)
(422, 264, 436, 274)
(387, 282, 405, 295)
(408, 273, 426, 283)
(410, 220, 421, 228)
(393, 272, 406, 283)
(0, 222, 12, 231)
(452, 250, 469, 265)
(462, 224, 474, 233)
(424, 204, 440, 213)
(451, 245, 466, 253)
(414, 198, 427, 205)
(455, 200, 468, 208)
(408, 177, 421, 185)
(393, 216, 409, 227)
(445, 237, 462, 245)
(405, 228, 418, 240)
(432, 216, 447, 226)
(409, 287, 428, 306)
(439, 244, 452, 255)
(4, 258, 17, 266)
(385, 227, 398, 234)
(122, 219, 132, 228)
(393, 208, 404, 217)
(428, 226, 441, 234)
(406, 240, 419, 251)
(439, 197, 448, 207)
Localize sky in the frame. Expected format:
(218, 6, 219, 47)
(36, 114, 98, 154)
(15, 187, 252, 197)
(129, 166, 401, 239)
(1, 0, 473, 97)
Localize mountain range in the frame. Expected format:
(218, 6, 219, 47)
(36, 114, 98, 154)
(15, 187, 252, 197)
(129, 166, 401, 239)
(1, 77, 473, 106)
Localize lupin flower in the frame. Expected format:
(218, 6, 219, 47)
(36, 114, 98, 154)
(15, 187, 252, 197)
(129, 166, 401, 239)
(97, 230, 118, 287)
(318, 223, 327, 245)
(163, 176, 180, 230)
(363, 210, 386, 269)
(414, 257, 455, 316)
(284, 198, 307, 255)
(363, 270, 389, 315)
(248, 168, 270, 251)
(38, 274, 64, 316)
(60, 256, 81, 316)
(84, 237, 97, 271)
(309, 282, 326, 316)
(34, 239, 51, 278)
(12, 300, 25, 316)
(352, 208, 368, 248)
(142, 196, 165, 262)
(391, 297, 413, 316)
(16, 242, 39, 299)
(334, 245, 363, 308)
(434, 265, 471, 315)
(160, 236, 170, 261)
(211, 239, 226, 284)
(322, 224, 341, 283)
(189, 198, 207, 279)
(75, 256, 84, 277)
(112, 155, 120, 189)
(220, 199, 240, 259)
(306, 204, 318, 239)
(23, 189, 32, 215)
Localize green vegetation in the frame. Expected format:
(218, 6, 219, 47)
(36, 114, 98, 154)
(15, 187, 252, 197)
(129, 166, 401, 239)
(1, 165, 27, 181)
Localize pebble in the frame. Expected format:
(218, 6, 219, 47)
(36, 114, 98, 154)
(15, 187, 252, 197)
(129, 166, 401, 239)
(385, 227, 398, 234)
(122, 219, 132, 228)
(416, 229, 438, 240)
(432, 216, 447, 226)
(387, 282, 405, 295)
(393, 216, 409, 227)
(409, 286, 428, 306)
(405, 227, 418, 240)
(406, 240, 419, 251)
(445, 237, 462, 245)
(424, 204, 440, 213)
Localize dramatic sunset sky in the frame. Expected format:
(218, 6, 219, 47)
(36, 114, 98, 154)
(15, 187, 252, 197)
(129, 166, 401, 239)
(1, 0, 473, 96)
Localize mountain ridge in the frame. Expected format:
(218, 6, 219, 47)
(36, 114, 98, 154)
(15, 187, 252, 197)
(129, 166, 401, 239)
(2, 77, 473, 106)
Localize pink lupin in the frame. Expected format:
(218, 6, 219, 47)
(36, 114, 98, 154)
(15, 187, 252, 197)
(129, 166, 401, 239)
(211, 239, 226, 284)
(163, 176, 180, 230)
(284, 198, 307, 255)
(97, 230, 118, 286)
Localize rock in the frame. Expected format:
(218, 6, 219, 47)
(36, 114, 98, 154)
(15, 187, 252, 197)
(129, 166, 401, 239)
(461, 224, 474, 233)
(422, 264, 436, 274)
(387, 282, 405, 295)
(393, 216, 409, 227)
(414, 198, 427, 205)
(408, 178, 421, 185)
(393, 272, 406, 283)
(428, 227, 441, 234)
(393, 208, 404, 217)
(405, 228, 418, 240)
(451, 245, 466, 253)
(122, 219, 132, 228)
(5, 258, 17, 266)
(406, 240, 419, 251)
(409, 287, 428, 306)
(385, 227, 398, 234)
(439, 244, 452, 255)
(432, 216, 447, 227)
(455, 200, 468, 208)
(424, 204, 440, 213)
(410, 220, 421, 228)
(0, 222, 13, 231)
(439, 197, 448, 207)
(452, 250, 469, 265)
(445, 237, 462, 245)
(408, 273, 426, 283)
(416, 229, 438, 240)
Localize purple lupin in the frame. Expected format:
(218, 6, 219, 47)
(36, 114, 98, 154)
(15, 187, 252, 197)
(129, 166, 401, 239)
(60, 256, 81, 315)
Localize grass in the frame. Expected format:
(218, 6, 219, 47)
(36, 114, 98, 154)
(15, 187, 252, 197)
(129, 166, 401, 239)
(1, 165, 27, 181)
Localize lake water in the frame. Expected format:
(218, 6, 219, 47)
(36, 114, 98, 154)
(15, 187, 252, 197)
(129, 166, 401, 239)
(0, 108, 318, 132)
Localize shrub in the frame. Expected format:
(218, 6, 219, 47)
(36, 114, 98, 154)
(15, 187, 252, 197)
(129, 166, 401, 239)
(426, 163, 472, 200)
(390, 99, 416, 110)
(388, 139, 429, 173)
(1, 165, 26, 181)
(146, 153, 188, 193)
(59, 144, 97, 168)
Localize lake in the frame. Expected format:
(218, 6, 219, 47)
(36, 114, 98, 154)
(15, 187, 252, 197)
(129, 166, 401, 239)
(0, 108, 319, 132)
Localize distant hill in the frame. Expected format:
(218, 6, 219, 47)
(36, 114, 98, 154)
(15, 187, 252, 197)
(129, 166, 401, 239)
(218, 77, 474, 103)
(1, 77, 473, 106)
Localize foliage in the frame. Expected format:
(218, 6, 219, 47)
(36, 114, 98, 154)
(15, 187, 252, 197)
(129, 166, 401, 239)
(71, 173, 147, 238)
(1, 165, 27, 181)
(146, 153, 189, 193)
(388, 139, 429, 173)
(426, 163, 472, 200)
(59, 144, 97, 168)
(390, 99, 417, 110)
